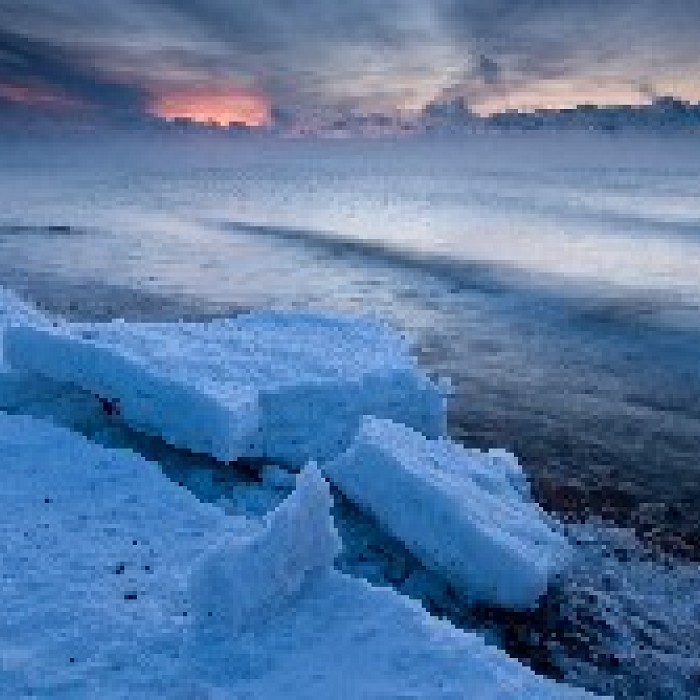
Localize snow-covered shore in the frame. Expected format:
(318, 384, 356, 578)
(0, 288, 599, 697)
(0, 412, 593, 698)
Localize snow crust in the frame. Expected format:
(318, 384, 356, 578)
(187, 571, 595, 699)
(0, 412, 595, 698)
(325, 416, 571, 609)
(0, 411, 237, 696)
(4, 311, 445, 464)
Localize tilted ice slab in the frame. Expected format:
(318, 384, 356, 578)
(189, 463, 341, 635)
(4, 311, 445, 464)
(324, 417, 572, 609)
(1, 413, 595, 698)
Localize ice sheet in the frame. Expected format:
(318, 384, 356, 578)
(4, 312, 445, 464)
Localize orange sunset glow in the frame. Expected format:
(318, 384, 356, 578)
(150, 86, 270, 127)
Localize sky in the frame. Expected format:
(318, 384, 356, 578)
(1, 0, 699, 128)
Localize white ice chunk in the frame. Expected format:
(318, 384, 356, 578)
(324, 417, 571, 609)
(0, 291, 109, 431)
(189, 464, 340, 634)
(4, 311, 445, 464)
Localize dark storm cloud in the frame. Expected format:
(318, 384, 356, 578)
(425, 0, 700, 110)
(0, 0, 699, 118)
(0, 28, 146, 113)
(438, 0, 700, 77)
(139, 0, 437, 109)
(155, 0, 409, 51)
(0, 0, 433, 112)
